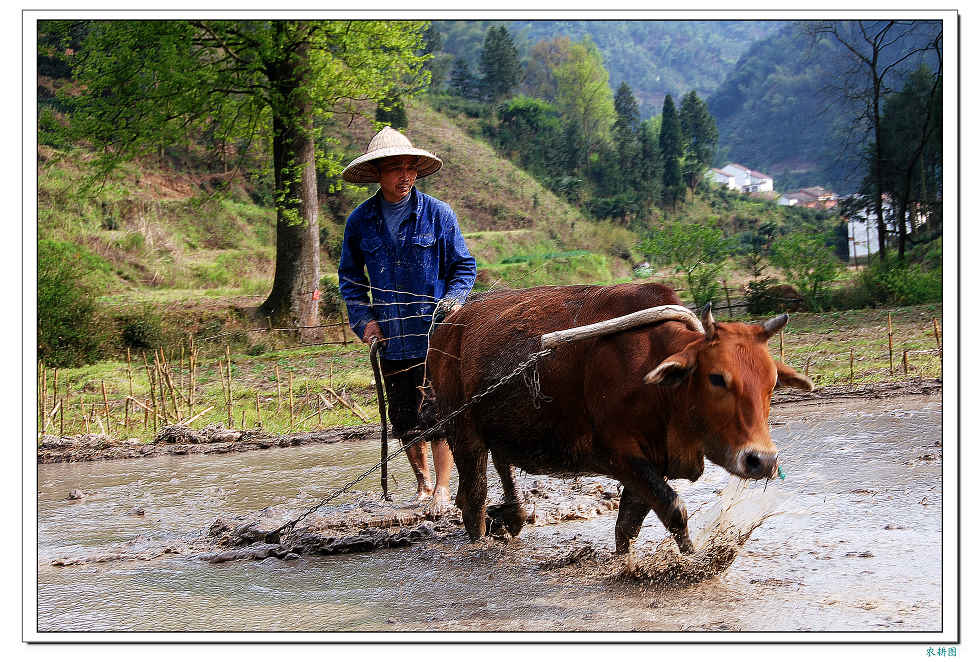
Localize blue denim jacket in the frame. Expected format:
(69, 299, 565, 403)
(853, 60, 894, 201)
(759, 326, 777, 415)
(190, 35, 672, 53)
(338, 188, 477, 360)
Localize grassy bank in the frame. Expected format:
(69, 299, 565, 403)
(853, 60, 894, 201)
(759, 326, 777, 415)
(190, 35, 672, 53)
(36, 302, 944, 445)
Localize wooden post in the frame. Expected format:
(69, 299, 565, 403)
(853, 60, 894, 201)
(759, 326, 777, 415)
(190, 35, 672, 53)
(902, 349, 909, 375)
(52, 368, 58, 416)
(804, 356, 811, 377)
(849, 348, 854, 384)
(779, 330, 785, 363)
(275, 364, 283, 412)
(179, 343, 185, 404)
(154, 351, 167, 423)
(59, 397, 64, 437)
(255, 392, 262, 427)
(932, 318, 941, 351)
(288, 371, 294, 431)
(39, 362, 46, 433)
(225, 346, 234, 428)
(340, 311, 348, 345)
(63, 377, 71, 435)
(887, 313, 894, 375)
(125, 348, 133, 429)
(723, 280, 733, 320)
(101, 379, 111, 436)
(241, 408, 246, 429)
(143, 352, 157, 433)
(188, 334, 196, 410)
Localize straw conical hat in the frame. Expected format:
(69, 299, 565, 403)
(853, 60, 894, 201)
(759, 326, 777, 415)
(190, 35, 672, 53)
(341, 126, 443, 184)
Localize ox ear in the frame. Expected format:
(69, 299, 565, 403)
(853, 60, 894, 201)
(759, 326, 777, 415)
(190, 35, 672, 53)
(644, 350, 697, 387)
(775, 360, 814, 391)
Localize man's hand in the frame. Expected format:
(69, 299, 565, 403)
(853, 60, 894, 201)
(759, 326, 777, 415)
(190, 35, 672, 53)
(362, 320, 384, 345)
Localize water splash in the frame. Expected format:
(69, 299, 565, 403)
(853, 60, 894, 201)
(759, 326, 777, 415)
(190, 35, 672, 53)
(621, 477, 794, 587)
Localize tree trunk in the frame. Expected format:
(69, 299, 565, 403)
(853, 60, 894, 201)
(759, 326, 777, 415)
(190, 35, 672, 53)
(260, 28, 320, 342)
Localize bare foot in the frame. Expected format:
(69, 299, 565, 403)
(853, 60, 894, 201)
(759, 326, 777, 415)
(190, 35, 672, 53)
(427, 485, 453, 516)
(405, 482, 434, 507)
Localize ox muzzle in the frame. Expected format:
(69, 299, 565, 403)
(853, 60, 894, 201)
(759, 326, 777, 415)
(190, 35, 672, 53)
(733, 446, 779, 480)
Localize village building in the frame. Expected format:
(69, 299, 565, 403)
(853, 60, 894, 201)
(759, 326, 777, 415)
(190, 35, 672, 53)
(707, 163, 774, 193)
(777, 186, 839, 210)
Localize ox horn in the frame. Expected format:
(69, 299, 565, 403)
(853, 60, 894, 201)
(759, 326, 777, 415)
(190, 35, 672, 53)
(762, 313, 789, 339)
(540, 304, 704, 349)
(701, 302, 716, 341)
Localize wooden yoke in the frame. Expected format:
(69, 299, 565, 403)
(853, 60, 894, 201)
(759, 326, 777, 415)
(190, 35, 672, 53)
(540, 305, 705, 349)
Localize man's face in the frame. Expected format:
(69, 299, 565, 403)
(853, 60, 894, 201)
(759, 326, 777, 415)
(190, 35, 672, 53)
(377, 156, 418, 203)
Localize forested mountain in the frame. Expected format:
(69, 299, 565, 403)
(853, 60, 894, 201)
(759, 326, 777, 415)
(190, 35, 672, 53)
(434, 20, 783, 117)
(708, 21, 942, 195)
(434, 19, 942, 196)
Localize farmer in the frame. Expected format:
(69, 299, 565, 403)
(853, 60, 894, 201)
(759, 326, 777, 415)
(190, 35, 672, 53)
(338, 126, 477, 513)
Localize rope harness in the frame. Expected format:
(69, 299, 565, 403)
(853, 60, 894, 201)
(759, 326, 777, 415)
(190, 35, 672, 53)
(269, 346, 555, 540)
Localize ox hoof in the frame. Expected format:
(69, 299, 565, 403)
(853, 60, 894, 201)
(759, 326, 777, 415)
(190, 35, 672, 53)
(675, 533, 695, 555)
(486, 503, 527, 538)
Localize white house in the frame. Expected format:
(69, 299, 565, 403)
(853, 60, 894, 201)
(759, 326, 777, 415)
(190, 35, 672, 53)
(841, 194, 891, 262)
(707, 168, 735, 189)
(707, 163, 774, 193)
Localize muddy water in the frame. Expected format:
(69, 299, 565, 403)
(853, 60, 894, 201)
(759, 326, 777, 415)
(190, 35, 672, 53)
(36, 396, 943, 633)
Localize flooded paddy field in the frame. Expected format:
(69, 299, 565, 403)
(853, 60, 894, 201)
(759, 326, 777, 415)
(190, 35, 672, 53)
(35, 392, 944, 634)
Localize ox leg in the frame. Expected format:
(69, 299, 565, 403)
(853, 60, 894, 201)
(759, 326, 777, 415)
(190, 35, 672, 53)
(488, 453, 527, 538)
(614, 486, 651, 554)
(454, 442, 489, 541)
(622, 460, 694, 554)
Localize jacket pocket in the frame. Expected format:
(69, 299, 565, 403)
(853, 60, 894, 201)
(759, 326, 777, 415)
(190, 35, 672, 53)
(411, 233, 437, 271)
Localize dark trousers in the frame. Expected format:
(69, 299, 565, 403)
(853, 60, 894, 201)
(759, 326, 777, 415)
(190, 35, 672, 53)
(379, 357, 428, 439)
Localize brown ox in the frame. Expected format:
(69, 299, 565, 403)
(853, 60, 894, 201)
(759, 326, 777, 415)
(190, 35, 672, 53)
(426, 282, 813, 554)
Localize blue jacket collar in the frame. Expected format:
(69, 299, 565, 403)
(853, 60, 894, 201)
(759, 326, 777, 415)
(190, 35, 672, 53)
(369, 186, 423, 220)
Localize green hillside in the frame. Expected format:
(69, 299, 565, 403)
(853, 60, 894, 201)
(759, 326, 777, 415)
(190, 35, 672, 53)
(435, 19, 783, 118)
(38, 96, 638, 307)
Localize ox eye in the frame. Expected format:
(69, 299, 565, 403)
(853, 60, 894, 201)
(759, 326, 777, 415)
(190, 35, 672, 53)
(709, 373, 726, 388)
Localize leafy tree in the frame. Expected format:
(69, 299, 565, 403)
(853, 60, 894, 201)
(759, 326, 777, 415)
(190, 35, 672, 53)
(376, 92, 408, 130)
(806, 20, 942, 262)
(37, 240, 111, 366)
(553, 38, 616, 155)
(479, 25, 521, 102)
(878, 65, 942, 260)
(521, 36, 573, 103)
(639, 221, 731, 308)
(679, 90, 718, 191)
(495, 95, 562, 175)
(45, 20, 428, 334)
(769, 230, 843, 311)
(659, 94, 684, 208)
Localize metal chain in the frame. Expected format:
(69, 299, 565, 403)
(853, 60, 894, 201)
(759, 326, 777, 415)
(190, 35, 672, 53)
(270, 347, 555, 539)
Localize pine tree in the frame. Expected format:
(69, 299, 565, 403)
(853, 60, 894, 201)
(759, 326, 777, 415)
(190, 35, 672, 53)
(679, 90, 719, 191)
(635, 119, 663, 211)
(612, 82, 641, 196)
(659, 94, 684, 208)
(449, 57, 479, 100)
(479, 25, 521, 102)
(613, 82, 640, 134)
